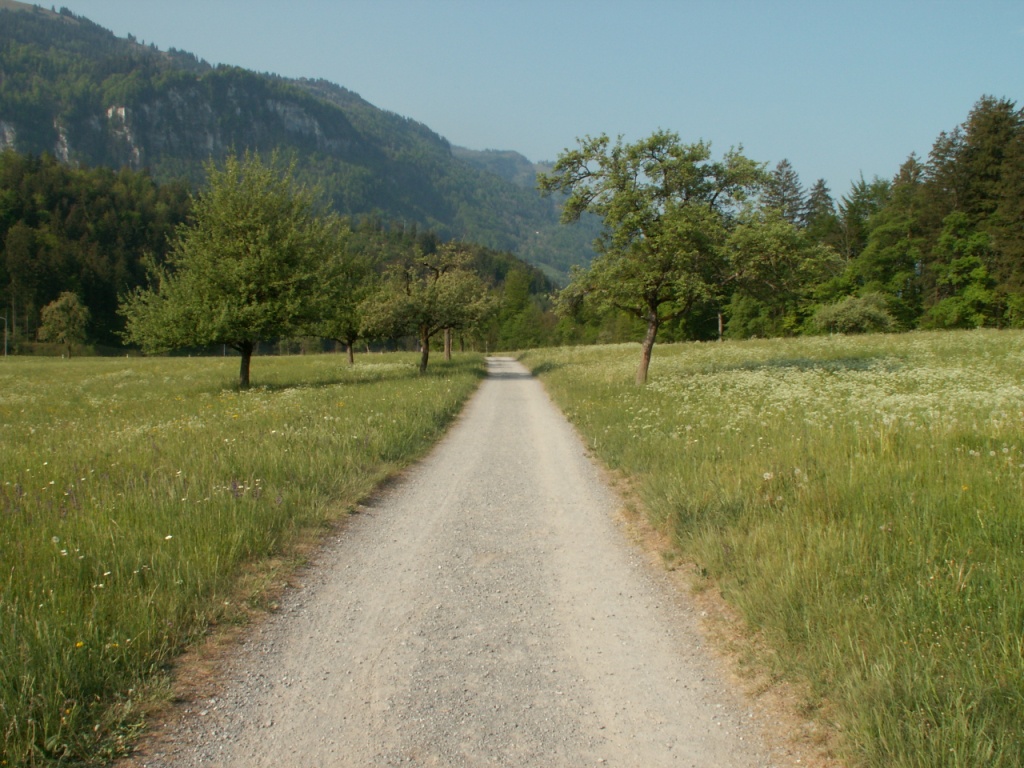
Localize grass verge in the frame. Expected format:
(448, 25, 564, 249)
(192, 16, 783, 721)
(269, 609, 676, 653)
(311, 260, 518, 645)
(0, 352, 484, 765)
(523, 331, 1024, 768)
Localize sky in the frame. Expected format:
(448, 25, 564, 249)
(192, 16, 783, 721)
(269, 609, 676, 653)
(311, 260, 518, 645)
(60, 0, 1024, 196)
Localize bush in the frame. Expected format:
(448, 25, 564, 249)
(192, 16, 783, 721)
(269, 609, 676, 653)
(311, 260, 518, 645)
(813, 293, 894, 334)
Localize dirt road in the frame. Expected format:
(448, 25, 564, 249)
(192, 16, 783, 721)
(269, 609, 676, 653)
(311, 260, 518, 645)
(134, 357, 782, 767)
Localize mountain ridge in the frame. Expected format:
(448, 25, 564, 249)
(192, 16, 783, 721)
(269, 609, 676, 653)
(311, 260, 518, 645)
(0, 2, 595, 279)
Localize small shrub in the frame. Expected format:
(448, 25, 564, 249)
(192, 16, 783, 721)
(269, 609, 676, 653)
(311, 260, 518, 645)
(813, 292, 894, 334)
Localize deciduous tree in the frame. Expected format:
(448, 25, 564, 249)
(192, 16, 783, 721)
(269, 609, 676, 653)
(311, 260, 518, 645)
(312, 219, 375, 364)
(538, 131, 765, 384)
(120, 152, 331, 388)
(360, 243, 491, 373)
(37, 290, 89, 356)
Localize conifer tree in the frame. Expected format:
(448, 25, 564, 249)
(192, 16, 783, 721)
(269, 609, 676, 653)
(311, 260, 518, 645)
(764, 159, 806, 225)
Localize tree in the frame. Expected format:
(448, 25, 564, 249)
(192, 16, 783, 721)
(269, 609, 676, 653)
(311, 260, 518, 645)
(538, 131, 765, 384)
(837, 175, 891, 262)
(360, 243, 491, 373)
(990, 115, 1024, 323)
(813, 293, 894, 334)
(722, 207, 839, 336)
(763, 159, 806, 225)
(120, 152, 331, 388)
(496, 267, 549, 350)
(804, 179, 837, 231)
(37, 291, 89, 355)
(920, 211, 996, 328)
(850, 155, 928, 327)
(312, 219, 375, 364)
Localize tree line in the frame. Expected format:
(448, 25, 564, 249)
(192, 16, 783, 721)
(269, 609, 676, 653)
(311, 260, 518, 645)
(0, 150, 191, 346)
(0, 148, 555, 371)
(541, 95, 1024, 381)
(3, 95, 1019, 381)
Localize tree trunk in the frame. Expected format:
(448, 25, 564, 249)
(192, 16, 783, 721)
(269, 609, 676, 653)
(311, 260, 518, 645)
(636, 316, 659, 385)
(346, 341, 355, 366)
(238, 341, 254, 389)
(419, 328, 430, 374)
(718, 312, 724, 341)
(444, 328, 453, 361)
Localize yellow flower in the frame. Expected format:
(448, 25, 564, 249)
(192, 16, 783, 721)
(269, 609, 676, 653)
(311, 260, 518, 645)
(75, 641, 84, 648)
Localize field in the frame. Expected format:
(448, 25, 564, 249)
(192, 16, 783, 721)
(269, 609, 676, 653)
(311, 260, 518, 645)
(522, 330, 1024, 768)
(0, 352, 485, 766)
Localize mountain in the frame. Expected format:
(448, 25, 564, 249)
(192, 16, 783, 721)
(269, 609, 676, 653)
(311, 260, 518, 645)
(450, 147, 552, 189)
(0, 2, 596, 280)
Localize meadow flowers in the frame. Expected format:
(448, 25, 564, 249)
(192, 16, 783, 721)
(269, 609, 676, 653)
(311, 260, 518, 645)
(526, 330, 1024, 767)
(1, 351, 484, 764)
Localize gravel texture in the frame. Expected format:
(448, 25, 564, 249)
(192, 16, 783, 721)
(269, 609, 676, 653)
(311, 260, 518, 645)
(129, 357, 783, 767)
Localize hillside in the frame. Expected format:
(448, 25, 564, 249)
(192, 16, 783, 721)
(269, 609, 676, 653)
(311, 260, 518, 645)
(0, 2, 595, 280)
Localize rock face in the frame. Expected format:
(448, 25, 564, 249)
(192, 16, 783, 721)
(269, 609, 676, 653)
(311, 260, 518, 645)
(11, 69, 375, 177)
(0, 4, 593, 278)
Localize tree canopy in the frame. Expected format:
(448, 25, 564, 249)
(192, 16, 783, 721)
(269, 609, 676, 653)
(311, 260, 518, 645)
(120, 152, 334, 387)
(539, 131, 767, 383)
(360, 243, 492, 373)
(37, 291, 90, 356)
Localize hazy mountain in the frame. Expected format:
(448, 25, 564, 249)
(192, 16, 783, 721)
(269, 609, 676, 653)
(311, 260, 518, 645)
(0, 2, 595, 280)
(450, 147, 552, 189)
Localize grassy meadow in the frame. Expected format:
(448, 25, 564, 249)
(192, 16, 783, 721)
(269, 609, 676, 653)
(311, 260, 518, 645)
(523, 330, 1024, 768)
(0, 352, 485, 766)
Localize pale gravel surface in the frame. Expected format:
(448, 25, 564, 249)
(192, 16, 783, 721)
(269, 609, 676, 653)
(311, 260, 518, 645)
(131, 357, 785, 767)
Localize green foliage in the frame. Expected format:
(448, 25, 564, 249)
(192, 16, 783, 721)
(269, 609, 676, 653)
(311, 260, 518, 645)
(311, 219, 375, 363)
(813, 292, 895, 334)
(0, 150, 191, 345)
(763, 158, 806, 224)
(360, 243, 494, 372)
(120, 152, 333, 387)
(5, 5, 1024, 346)
(539, 130, 767, 383)
(920, 212, 996, 329)
(36, 290, 89, 354)
(724, 207, 840, 323)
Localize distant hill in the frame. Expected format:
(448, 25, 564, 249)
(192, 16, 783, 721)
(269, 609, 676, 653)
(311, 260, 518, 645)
(0, 2, 596, 280)
(451, 147, 552, 189)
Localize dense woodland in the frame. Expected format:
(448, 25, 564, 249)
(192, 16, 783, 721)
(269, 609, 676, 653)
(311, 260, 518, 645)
(0, 3, 1021, 355)
(546, 95, 1024, 346)
(2, 96, 1021, 354)
(0, 149, 556, 353)
(733, 95, 1024, 339)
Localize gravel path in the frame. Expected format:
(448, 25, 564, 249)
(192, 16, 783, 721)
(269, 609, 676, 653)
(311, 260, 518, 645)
(131, 357, 783, 767)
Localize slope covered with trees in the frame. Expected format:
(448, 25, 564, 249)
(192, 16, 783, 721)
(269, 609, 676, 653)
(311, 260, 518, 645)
(0, 2, 592, 280)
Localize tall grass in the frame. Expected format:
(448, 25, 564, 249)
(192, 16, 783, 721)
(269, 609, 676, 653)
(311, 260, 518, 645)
(523, 331, 1024, 768)
(0, 352, 484, 766)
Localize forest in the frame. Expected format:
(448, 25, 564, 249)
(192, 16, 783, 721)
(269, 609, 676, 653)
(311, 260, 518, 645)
(734, 95, 1024, 340)
(546, 95, 1024, 347)
(0, 7, 1020, 355)
(0, 148, 556, 354)
(1, 94, 1021, 356)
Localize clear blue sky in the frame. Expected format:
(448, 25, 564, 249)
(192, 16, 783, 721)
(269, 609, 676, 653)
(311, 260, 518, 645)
(63, 0, 1023, 196)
